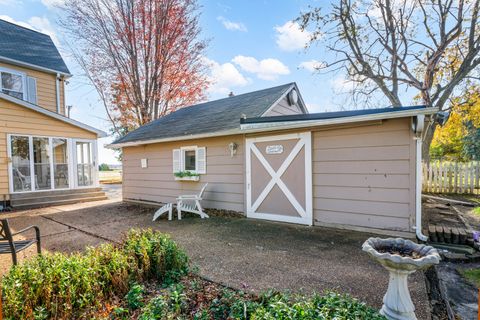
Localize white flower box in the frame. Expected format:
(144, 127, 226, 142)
(174, 176, 200, 181)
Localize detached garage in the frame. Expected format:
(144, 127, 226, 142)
(109, 83, 437, 238)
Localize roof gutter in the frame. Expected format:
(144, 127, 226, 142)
(0, 56, 72, 77)
(108, 107, 438, 149)
(240, 107, 438, 132)
(106, 128, 244, 149)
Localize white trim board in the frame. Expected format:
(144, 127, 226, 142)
(0, 92, 107, 137)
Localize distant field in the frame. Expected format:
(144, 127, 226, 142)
(99, 170, 122, 184)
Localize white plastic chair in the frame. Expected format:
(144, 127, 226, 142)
(177, 183, 209, 220)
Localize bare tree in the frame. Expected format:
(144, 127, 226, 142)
(298, 0, 480, 160)
(60, 0, 209, 135)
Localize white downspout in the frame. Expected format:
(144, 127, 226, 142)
(56, 73, 61, 114)
(414, 114, 428, 241)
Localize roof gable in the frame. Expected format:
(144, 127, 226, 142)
(113, 83, 296, 145)
(0, 19, 70, 75)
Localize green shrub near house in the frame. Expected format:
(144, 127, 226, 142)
(1, 229, 188, 319)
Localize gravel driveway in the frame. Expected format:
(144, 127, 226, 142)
(1, 200, 430, 319)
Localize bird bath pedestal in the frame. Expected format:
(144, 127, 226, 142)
(362, 238, 440, 320)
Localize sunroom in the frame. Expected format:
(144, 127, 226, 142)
(8, 135, 98, 193)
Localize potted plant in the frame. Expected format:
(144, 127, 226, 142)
(174, 171, 200, 181)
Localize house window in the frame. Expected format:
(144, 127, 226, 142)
(1, 68, 25, 100)
(173, 146, 206, 174)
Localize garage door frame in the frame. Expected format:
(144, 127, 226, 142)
(246, 132, 312, 225)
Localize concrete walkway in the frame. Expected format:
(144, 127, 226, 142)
(1, 200, 430, 319)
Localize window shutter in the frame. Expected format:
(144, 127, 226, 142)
(196, 147, 206, 174)
(172, 149, 181, 173)
(26, 76, 37, 104)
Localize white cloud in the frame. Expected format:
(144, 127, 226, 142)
(217, 16, 247, 32)
(275, 21, 311, 52)
(232, 55, 290, 81)
(203, 57, 249, 95)
(330, 76, 357, 93)
(0, 15, 60, 47)
(41, 0, 65, 9)
(299, 60, 324, 72)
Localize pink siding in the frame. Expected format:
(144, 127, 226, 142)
(121, 117, 416, 235)
(122, 135, 245, 212)
(312, 118, 415, 233)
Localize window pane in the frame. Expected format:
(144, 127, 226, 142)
(2, 72, 23, 91)
(53, 138, 68, 189)
(184, 150, 196, 171)
(2, 89, 23, 99)
(11, 136, 31, 192)
(33, 137, 51, 190)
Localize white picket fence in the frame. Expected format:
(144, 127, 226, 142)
(422, 161, 480, 194)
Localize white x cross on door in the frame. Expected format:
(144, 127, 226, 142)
(246, 132, 312, 225)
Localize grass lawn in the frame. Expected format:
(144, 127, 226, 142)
(474, 207, 480, 215)
(460, 268, 480, 288)
(99, 169, 122, 184)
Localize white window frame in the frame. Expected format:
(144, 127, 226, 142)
(180, 145, 198, 173)
(173, 146, 206, 174)
(0, 66, 26, 100)
(7, 134, 99, 193)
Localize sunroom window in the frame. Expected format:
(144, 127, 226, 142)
(1, 70, 24, 100)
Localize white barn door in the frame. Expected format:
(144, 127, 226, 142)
(246, 132, 312, 225)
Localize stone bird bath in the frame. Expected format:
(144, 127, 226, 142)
(362, 237, 440, 320)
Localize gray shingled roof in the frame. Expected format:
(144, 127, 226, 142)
(113, 83, 294, 145)
(0, 19, 70, 75)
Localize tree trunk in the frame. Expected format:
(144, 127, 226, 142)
(422, 122, 437, 163)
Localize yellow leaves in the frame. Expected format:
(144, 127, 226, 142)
(431, 87, 480, 160)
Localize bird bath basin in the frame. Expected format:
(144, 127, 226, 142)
(362, 238, 440, 320)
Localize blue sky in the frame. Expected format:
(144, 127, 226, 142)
(0, 0, 357, 164)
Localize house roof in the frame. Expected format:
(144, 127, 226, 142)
(109, 83, 438, 148)
(0, 92, 107, 137)
(112, 83, 297, 145)
(0, 19, 70, 75)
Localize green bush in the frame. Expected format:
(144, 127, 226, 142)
(99, 163, 111, 171)
(1, 230, 188, 319)
(134, 289, 384, 320)
(250, 292, 385, 320)
(123, 229, 189, 283)
(125, 283, 145, 310)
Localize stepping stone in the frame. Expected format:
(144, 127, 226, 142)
(451, 228, 460, 244)
(443, 226, 452, 243)
(458, 229, 467, 244)
(436, 225, 445, 242)
(429, 225, 438, 242)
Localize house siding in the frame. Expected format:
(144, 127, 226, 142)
(121, 117, 416, 235)
(0, 98, 97, 199)
(122, 135, 245, 212)
(263, 96, 303, 116)
(311, 118, 415, 233)
(0, 61, 64, 114)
